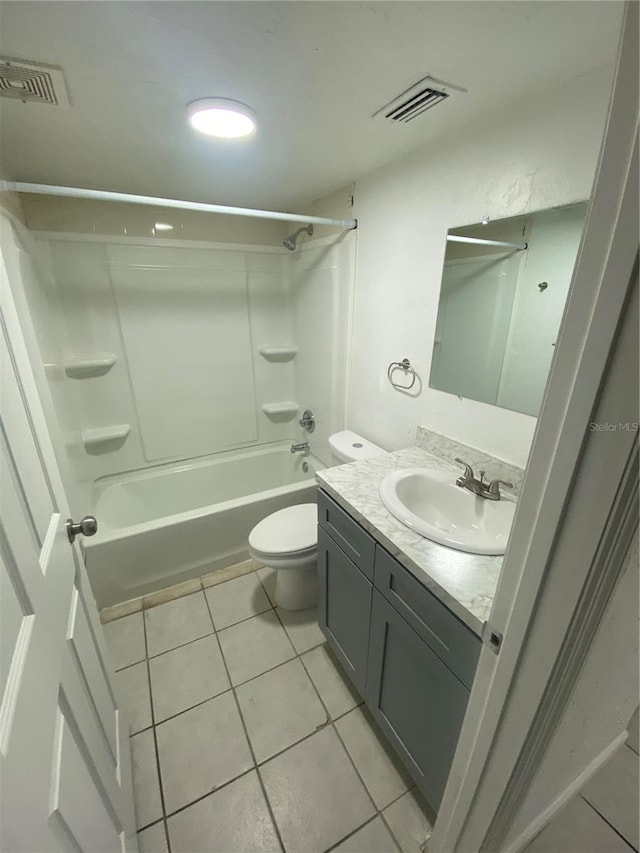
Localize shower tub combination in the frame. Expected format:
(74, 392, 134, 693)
(83, 443, 321, 607)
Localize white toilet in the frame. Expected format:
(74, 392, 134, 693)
(248, 431, 386, 610)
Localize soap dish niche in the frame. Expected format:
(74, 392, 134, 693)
(258, 346, 298, 363)
(261, 402, 299, 422)
(64, 353, 116, 379)
(82, 424, 130, 454)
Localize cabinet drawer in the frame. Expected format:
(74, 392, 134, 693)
(317, 489, 375, 581)
(317, 527, 372, 696)
(374, 546, 480, 689)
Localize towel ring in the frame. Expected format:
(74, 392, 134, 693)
(387, 358, 417, 390)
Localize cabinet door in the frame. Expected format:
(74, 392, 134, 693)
(318, 527, 372, 695)
(367, 591, 470, 811)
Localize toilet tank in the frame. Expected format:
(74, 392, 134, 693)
(328, 430, 387, 464)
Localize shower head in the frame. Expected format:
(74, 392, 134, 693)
(283, 224, 313, 251)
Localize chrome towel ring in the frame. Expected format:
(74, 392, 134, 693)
(387, 358, 417, 390)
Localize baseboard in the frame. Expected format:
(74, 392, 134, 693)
(504, 730, 628, 853)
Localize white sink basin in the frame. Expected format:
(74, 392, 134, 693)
(379, 467, 516, 555)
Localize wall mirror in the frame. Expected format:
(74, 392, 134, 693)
(429, 202, 588, 417)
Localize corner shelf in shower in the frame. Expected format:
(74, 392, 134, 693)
(261, 402, 299, 419)
(258, 346, 298, 362)
(64, 353, 117, 379)
(82, 424, 131, 451)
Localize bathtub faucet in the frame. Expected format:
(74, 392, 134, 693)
(291, 441, 310, 454)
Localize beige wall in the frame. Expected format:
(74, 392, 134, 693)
(345, 64, 614, 467)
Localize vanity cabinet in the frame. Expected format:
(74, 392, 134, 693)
(367, 590, 472, 809)
(317, 488, 481, 813)
(317, 526, 372, 695)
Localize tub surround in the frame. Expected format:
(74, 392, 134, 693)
(316, 443, 523, 635)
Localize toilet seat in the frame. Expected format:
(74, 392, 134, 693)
(248, 503, 317, 557)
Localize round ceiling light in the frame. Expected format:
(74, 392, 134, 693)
(187, 98, 257, 139)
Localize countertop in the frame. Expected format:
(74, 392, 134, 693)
(316, 447, 505, 637)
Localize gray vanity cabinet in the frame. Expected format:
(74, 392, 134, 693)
(317, 526, 372, 695)
(366, 590, 471, 809)
(317, 488, 481, 813)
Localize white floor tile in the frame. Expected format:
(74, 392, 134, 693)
(301, 643, 362, 719)
(217, 610, 295, 686)
(523, 796, 633, 853)
(137, 821, 168, 853)
(145, 592, 213, 657)
(383, 789, 433, 853)
(581, 744, 639, 850)
(276, 606, 325, 654)
(116, 661, 152, 734)
(333, 817, 400, 852)
(260, 726, 375, 853)
(149, 634, 230, 722)
(236, 658, 328, 763)
(103, 612, 146, 671)
(130, 729, 163, 830)
(167, 770, 280, 853)
(336, 707, 412, 809)
(205, 572, 271, 630)
(156, 691, 253, 814)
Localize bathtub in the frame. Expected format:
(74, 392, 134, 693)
(83, 443, 322, 607)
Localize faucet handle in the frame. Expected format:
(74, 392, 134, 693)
(486, 479, 514, 498)
(454, 458, 475, 480)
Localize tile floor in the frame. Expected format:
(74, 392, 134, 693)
(105, 566, 433, 853)
(522, 710, 639, 853)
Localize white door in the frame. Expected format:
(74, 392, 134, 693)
(0, 253, 137, 851)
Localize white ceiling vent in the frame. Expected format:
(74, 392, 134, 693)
(373, 75, 466, 124)
(0, 57, 70, 106)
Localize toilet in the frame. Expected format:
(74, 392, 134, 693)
(248, 431, 386, 610)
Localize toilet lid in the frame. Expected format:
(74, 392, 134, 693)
(249, 504, 317, 556)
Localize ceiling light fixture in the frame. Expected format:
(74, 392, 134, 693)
(154, 222, 174, 231)
(187, 98, 257, 139)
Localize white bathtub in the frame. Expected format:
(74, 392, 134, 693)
(84, 443, 321, 607)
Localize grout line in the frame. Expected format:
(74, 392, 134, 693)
(140, 608, 172, 853)
(211, 603, 276, 634)
(201, 586, 286, 853)
(293, 632, 414, 853)
(323, 814, 400, 853)
(273, 609, 392, 845)
(149, 638, 325, 730)
(579, 795, 638, 853)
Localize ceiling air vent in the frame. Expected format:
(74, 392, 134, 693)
(0, 57, 70, 106)
(373, 75, 466, 124)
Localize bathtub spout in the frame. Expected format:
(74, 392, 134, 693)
(291, 442, 310, 454)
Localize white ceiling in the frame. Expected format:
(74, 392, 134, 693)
(0, 1, 624, 211)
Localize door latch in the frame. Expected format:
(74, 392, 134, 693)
(482, 621, 503, 654)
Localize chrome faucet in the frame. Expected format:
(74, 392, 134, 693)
(291, 441, 310, 454)
(298, 409, 315, 433)
(454, 458, 513, 501)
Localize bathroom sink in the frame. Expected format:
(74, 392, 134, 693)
(379, 468, 516, 555)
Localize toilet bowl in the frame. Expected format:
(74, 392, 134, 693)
(248, 431, 386, 610)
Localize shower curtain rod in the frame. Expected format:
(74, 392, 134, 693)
(0, 181, 358, 230)
(447, 234, 528, 250)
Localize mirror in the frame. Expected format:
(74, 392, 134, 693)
(429, 202, 587, 417)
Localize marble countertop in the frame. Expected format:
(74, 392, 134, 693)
(316, 447, 505, 636)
